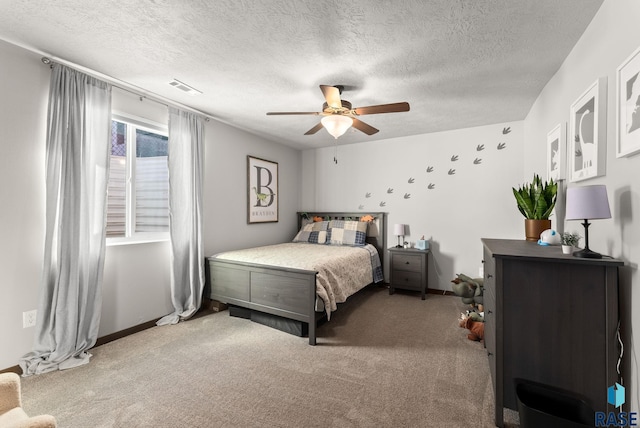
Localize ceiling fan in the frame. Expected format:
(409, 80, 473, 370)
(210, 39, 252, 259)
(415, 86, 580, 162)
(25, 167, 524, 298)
(266, 85, 410, 139)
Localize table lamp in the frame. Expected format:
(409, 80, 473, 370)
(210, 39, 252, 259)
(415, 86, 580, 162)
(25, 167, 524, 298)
(565, 184, 611, 258)
(393, 224, 405, 248)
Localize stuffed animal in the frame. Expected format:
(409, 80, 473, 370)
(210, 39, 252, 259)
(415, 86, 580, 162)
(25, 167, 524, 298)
(360, 214, 375, 223)
(538, 229, 561, 246)
(462, 310, 484, 322)
(451, 273, 484, 307)
(459, 316, 485, 342)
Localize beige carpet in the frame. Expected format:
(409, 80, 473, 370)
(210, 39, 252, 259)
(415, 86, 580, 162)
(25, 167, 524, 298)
(20, 285, 519, 427)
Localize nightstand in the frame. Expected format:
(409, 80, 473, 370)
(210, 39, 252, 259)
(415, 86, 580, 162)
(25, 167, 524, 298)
(388, 247, 429, 300)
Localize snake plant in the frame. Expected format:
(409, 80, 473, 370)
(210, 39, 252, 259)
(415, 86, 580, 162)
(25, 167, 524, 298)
(512, 174, 557, 220)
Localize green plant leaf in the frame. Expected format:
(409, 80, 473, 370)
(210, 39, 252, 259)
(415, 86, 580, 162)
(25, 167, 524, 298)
(513, 175, 557, 219)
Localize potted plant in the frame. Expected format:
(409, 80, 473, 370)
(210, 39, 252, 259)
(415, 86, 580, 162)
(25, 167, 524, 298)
(512, 174, 558, 241)
(560, 232, 581, 254)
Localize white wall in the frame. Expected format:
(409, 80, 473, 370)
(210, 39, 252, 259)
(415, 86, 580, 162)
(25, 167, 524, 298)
(202, 120, 302, 256)
(523, 0, 640, 411)
(0, 40, 301, 370)
(0, 40, 49, 370)
(302, 121, 524, 289)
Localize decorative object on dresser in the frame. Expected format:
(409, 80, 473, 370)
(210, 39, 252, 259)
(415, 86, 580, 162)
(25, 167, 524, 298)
(512, 174, 558, 241)
(388, 247, 429, 300)
(393, 223, 406, 248)
(207, 212, 386, 345)
(481, 238, 623, 428)
(565, 184, 611, 259)
(560, 231, 581, 255)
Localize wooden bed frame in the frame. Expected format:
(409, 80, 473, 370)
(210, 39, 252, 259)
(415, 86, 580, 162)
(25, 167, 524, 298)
(206, 212, 387, 345)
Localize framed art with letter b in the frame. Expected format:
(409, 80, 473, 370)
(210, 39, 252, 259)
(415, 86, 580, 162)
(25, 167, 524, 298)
(247, 155, 278, 223)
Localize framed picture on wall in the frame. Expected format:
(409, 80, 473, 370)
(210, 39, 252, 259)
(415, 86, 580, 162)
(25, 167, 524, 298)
(569, 77, 607, 182)
(546, 122, 565, 181)
(616, 46, 640, 158)
(247, 155, 278, 223)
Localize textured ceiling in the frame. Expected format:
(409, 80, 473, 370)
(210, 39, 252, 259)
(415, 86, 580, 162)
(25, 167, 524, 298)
(0, 0, 603, 149)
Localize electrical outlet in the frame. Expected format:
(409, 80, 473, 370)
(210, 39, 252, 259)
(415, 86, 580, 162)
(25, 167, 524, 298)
(23, 310, 37, 328)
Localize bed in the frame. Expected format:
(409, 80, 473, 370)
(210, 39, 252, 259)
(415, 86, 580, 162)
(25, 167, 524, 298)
(206, 212, 387, 345)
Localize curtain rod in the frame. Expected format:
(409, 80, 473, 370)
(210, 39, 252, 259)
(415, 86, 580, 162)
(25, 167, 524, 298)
(41, 56, 213, 122)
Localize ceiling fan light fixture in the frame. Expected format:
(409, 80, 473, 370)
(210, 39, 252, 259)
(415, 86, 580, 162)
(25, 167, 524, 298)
(321, 115, 353, 139)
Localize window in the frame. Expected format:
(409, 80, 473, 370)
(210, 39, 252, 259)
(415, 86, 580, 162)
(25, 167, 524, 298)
(107, 114, 169, 243)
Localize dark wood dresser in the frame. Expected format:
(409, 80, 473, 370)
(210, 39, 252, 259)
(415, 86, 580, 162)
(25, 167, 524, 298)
(481, 238, 623, 427)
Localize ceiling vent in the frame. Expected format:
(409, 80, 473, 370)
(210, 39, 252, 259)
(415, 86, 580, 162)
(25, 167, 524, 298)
(168, 79, 202, 96)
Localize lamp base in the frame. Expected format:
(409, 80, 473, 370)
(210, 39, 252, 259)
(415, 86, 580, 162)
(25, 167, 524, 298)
(572, 248, 603, 259)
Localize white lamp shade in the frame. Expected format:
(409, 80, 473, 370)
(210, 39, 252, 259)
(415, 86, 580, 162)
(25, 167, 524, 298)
(321, 115, 353, 139)
(393, 224, 405, 236)
(565, 185, 611, 220)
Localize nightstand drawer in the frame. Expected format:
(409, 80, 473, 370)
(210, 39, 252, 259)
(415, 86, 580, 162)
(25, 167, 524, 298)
(392, 254, 422, 273)
(392, 271, 423, 290)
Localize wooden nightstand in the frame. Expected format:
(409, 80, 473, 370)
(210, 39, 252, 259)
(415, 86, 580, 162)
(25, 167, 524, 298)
(388, 247, 429, 300)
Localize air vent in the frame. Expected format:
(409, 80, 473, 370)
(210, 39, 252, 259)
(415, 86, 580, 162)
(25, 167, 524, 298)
(167, 79, 202, 96)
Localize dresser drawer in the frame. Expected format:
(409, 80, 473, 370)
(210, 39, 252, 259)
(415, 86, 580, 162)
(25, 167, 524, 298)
(392, 254, 422, 273)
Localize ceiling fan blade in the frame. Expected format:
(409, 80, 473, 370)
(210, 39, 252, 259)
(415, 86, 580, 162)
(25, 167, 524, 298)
(266, 111, 320, 115)
(351, 118, 379, 135)
(304, 123, 324, 135)
(354, 102, 410, 115)
(320, 85, 342, 109)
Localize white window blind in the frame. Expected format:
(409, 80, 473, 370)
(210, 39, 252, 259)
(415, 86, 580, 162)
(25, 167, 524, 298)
(106, 116, 169, 241)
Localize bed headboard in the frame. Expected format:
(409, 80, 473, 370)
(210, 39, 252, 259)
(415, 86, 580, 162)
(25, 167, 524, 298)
(297, 211, 387, 277)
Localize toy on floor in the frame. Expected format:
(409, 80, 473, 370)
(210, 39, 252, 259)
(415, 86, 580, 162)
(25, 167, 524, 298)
(461, 309, 484, 322)
(459, 312, 485, 342)
(451, 273, 484, 309)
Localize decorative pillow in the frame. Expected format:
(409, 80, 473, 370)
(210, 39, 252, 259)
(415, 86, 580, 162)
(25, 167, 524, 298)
(327, 220, 367, 246)
(293, 221, 329, 244)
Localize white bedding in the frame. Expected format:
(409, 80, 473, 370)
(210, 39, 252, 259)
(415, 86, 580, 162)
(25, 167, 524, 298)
(212, 242, 378, 317)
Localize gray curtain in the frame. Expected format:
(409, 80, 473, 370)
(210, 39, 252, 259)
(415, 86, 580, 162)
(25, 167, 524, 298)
(20, 64, 112, 375)
(157, 108, 205, 325)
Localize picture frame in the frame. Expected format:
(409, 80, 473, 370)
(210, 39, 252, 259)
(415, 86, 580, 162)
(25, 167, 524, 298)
(546, 122, 566, 181)
(569, 77, 607, 182)
(616, 46, 640, 158)
(247, 155, 278, 223)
